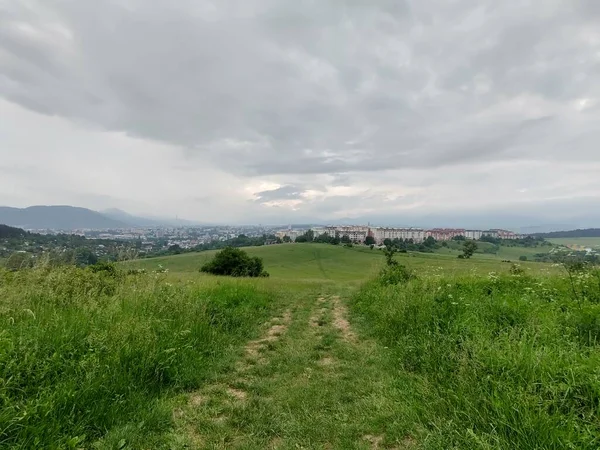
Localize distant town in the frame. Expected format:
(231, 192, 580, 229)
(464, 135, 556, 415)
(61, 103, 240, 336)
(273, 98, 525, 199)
(21, 224, 525, 253)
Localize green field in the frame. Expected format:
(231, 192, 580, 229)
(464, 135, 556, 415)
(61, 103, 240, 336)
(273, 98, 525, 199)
(127, 243, 560, 281)
(548, 237, 600, 250)
(1, 244, 597, 449)
(126, 244, 384, 282)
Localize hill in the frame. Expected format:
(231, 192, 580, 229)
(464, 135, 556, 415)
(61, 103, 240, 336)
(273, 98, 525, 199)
(0, 206, 127, 230)
(102, 208, 207, 227)
(127, 244, 386, 281)
(101, 208, 162, 227)
(535, 228, 600, 238)
(126, 243, 559, 281)
(0, 224, 27, 239)
(4, 242, 593, 448)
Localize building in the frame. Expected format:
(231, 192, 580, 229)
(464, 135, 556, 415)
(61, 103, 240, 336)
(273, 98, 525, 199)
(464, 230, 483, 240)
(426, 228, 466, 241)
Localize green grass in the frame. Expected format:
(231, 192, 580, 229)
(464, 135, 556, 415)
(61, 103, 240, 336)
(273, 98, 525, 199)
(435, 241, 551, 261)
(0, 267, 282, 448)
(548, 237, 600, 250)
(350, 272, 600, 448)
(126, 244, 385, 282)
(127, 243, 560, 281)
(0, 244, 595, 448)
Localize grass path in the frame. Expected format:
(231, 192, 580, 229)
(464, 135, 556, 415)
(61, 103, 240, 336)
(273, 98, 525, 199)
(171, 294, 417, 449)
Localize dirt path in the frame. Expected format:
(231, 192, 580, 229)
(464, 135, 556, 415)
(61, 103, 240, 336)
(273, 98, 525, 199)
(172, 295, 415, 449)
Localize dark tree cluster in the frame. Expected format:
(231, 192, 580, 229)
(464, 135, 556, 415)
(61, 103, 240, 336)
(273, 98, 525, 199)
(200, 247, 269, 277)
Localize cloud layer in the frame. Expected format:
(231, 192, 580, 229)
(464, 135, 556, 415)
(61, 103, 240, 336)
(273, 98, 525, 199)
(1, 1, 599, 226)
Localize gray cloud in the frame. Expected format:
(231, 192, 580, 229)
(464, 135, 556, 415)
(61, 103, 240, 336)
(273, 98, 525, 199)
(253, 185, 308, 203)
(0, 1, 599, 225)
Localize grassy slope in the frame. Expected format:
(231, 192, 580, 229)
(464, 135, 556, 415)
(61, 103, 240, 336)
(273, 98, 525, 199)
(350, 274, 600, 449)
(2, 244, 588, 448)
(0, 268, 287, 448)
(435, 241, 550, 260)
(127, 244, 384, 281)
(548, 237, 600, 249)
(127, 243, 560, 281)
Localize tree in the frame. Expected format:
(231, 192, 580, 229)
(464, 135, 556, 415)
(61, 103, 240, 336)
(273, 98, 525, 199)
(424, 236, 437, 248)
(295, 235, 308, 243)
(364, 235, 376, 246)
(462, 240, 478, 259)
(383, 238, 392, 247)
(384, 246, 398, 267)
(304, 229, 315, 242)
(341, 235, 351, 244)
(200, 247, 269, 277)
(168, 244, 182, 254)
(75, 248, 98, 267)
(282, 235, 292, 243)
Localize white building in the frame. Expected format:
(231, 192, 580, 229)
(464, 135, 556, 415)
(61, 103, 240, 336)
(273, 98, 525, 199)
(465, 230, 484, 240)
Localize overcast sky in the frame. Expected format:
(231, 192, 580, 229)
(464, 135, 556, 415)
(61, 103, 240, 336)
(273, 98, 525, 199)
(1, 1, 599, 227)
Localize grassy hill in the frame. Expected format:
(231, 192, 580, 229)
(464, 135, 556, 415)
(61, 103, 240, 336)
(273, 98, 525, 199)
(127, 244, 385, 281)
(3, 243, 595, 448)
(548, 237, 600, 250)
(126, 243, 559, 282)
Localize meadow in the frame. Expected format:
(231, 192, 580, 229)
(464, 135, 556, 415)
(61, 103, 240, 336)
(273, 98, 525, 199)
(0, 243, 597, 449)
(548, 237, 600, 250)
(126, 243, 560, 281)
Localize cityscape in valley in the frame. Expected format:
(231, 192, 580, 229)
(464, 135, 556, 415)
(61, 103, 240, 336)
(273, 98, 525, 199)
(277, 225, 524, 244)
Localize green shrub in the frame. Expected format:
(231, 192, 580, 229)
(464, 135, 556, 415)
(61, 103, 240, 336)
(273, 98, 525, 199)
(519, 255, 528, 261)
(200, 247, 269, 277)
(378, 264, 416, 285)
(509, 263, 525, 275)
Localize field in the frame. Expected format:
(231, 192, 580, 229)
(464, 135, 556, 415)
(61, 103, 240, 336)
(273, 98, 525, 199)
(1, 244, 598, 449)
(127, 243, 560, 281)
(548, 237, 600, 250)
(126, 244, 385, 282)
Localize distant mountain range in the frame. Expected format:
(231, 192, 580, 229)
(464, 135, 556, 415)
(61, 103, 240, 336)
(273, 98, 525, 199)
(0, 205, 203, 230)
(0, 206, 127, 230)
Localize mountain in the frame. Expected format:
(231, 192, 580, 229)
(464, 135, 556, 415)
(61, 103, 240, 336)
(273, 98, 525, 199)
(0, 206, 127, 230)
(101, 208, 162, 227)
(102, 208, 208, 227)
(534, 228, 600, 238)
(0, 224, 28, 239)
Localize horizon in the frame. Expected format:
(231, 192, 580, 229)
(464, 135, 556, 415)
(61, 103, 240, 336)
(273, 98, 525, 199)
(0, 203, 596, 234)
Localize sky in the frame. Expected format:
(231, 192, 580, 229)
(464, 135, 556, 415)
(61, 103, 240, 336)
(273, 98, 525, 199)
(1, 0, 599, 228)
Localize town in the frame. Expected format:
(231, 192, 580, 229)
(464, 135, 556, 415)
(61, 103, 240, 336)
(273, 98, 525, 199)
(275, 225, 524, 244)
(27, 224, 524, 253)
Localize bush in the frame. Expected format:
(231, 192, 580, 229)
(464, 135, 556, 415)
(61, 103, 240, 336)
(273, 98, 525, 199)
(509, 263, 525, 276)
(519, 255, 528, 261)
(88, 261, 119, 277)
(200, 247, 269, 277)
(379, 264, 416, 285)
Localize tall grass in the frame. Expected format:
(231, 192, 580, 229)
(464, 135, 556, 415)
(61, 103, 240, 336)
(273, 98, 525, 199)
(350, 270, 600, 449)
(0, 266, 276, 448)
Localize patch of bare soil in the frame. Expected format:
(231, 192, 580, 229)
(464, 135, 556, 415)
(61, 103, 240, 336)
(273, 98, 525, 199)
(363, 434, 384, 449)
(331, 296, 356, 342)
(226, 387, 247, 401)
(175, 309, 293, 444)
(309, 297, 327, 328)
(243, 309, 292, 363)
(318, 356, 335, 367)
